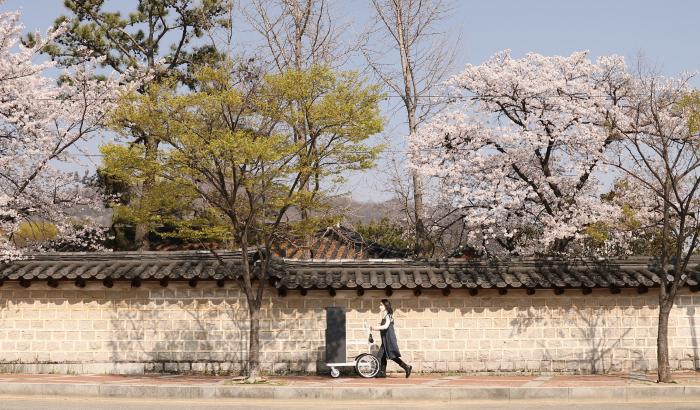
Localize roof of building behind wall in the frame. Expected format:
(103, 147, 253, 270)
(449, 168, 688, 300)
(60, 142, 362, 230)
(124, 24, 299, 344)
(149, 225, 412, 260)
(1, 252, 699, 291)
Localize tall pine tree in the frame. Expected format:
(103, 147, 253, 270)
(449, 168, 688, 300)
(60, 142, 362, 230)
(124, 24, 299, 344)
(29, 0, 231, 249)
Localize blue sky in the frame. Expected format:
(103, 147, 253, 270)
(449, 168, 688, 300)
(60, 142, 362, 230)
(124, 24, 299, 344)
(4, 0, 700, 202)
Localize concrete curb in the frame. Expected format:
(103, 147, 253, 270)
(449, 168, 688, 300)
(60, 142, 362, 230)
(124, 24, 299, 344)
(0, 382, 698, 402)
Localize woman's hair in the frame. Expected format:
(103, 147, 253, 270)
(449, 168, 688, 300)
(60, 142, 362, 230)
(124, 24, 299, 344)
(380, 299, 393, 315)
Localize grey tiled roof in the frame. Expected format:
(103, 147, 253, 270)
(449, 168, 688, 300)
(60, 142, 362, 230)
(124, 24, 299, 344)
(1, 252, 698, 290)
(0, 252, 246, 281)
(270, 258, 700, 290)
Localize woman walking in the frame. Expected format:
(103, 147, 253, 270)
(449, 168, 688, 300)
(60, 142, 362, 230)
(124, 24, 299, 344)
(370, 299, 412, 378)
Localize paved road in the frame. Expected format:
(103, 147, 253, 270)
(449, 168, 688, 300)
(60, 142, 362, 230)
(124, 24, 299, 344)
(1, 396, 700, 410)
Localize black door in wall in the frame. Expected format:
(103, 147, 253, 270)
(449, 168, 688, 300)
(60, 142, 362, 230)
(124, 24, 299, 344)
(325, 307, 346, 363)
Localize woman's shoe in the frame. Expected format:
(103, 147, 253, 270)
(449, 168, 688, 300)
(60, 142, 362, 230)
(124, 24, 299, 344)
(405, 365, 412, 378)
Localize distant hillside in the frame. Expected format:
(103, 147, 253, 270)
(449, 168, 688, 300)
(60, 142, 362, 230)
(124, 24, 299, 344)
(329, 196, 404, 224)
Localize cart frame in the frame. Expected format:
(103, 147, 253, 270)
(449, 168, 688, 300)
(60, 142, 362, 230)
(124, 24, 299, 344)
(326, 327, 379, 378)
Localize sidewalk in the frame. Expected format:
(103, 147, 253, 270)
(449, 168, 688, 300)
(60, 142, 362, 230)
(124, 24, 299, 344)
(0, 372, 699, 402)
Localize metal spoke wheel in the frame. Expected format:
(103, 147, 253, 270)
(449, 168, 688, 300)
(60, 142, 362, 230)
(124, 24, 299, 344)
(354, 353, 380, 378)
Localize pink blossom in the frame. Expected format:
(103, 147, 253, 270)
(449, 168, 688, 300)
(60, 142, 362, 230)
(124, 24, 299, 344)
(411, 51, 632, 255)
(0, 9, 122, 260)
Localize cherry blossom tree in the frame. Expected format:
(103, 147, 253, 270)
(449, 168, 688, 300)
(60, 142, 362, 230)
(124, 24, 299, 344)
(0, 8, 121, 261)
(608, 76, 700, 383)
(411, 51, 633, 256)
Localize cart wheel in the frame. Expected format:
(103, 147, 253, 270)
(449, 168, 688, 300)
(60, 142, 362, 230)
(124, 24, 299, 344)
(330, 367, 340, 378)
(354, 353, 380, 378)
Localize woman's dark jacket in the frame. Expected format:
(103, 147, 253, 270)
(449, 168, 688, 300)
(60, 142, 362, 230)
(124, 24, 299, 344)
(379, 314, 401, 359)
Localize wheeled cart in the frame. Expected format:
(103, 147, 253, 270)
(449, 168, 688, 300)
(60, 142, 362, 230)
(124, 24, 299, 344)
(325, 307, 380, 378)
(327, 352, 380, 378)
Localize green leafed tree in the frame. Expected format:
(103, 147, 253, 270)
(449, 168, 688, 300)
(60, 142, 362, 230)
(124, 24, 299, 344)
(355, 217, 412, 253)
(579, 181, 669, 257)
(28, 0, 232, 249)
(101, 63, 383, 381)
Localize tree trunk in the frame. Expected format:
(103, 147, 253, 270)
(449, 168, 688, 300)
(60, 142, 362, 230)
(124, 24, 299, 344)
(246, 303, 262, 382)
(656, 175, 673, 383)
(657, 300, 673, 383)
(133, 223, 150, 250)
(134, 135, 157, 250)
(394, 6, 429, 256)
(412, 172, 428, 254)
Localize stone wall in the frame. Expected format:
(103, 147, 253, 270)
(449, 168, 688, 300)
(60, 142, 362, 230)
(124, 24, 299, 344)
(0, 281, 699, 375)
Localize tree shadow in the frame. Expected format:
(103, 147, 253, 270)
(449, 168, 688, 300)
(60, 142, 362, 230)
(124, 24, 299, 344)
(686, 305, 699, 370)
(104, 283, 250, 375)
(509, 298, 644, 374)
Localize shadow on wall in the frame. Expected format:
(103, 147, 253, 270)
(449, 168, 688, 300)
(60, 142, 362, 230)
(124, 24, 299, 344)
(509, 301, 645, 374)
(687, 306, 700, 370)
(105, 285, 250, 375)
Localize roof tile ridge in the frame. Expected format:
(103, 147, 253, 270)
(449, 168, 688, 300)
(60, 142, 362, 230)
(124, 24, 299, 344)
(14, 250, 247, 262)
